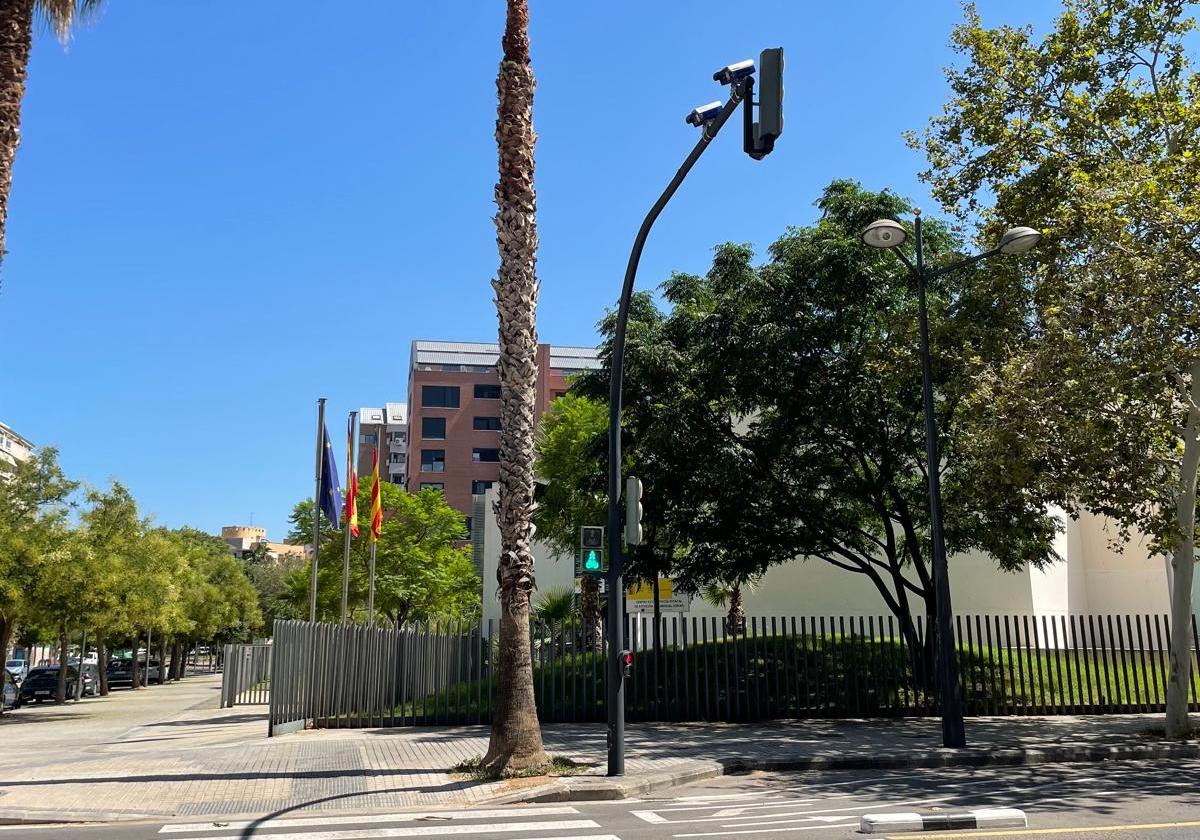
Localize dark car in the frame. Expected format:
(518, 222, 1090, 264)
(106, 659, 159, 687)
(2, 669, 20, 711)
(19, 666, 78, 704)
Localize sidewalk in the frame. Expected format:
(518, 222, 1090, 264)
(0, 680, 1195, 825)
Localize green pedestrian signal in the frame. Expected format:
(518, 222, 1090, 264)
(577, 526, 606, 576)
(584, 549, 602, 572)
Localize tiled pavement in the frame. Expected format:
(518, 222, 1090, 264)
(0, 673, 1190, 823)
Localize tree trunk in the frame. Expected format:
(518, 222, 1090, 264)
(0, 617, 10, 716)
(130, 633, 141, 690)
(55, 625, 68, 703)
(481, 0, 549, 775)
(727, 585, 746, 635)
(1165, 362, 1200, 738)
(170, 641, 182, 680)
(157, 638, 167, 684)
(97, 638, 109, 695)
(579, 575, 602, 652)
(0, 0, 33, 275)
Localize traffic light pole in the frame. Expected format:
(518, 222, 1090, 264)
(605, 82, 746, 777)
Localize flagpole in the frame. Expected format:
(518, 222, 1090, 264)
(310, 398, 326, 623)
(341, 411, 357, 624)
(367, 542, 377, 626)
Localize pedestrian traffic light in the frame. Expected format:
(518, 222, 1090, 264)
(748, 47, 783, 160)
(577, 526, 606, 576)
(625, 476, 643, 547)
(619, 649, 634, 678)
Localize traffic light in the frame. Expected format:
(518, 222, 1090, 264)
(749, 47, 784, 159)
(625, 476, 643, 547)
(619, 649, 634, 678)
(577, 526, 606, 576)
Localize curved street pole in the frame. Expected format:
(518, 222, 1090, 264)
(606, 81, 747, 777)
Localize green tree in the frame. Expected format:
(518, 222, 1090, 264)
(79, 480, 140, 693)
(913, 0, 1200, 737)
(576, 181, 1057, 680)
(287, 482, 479, 625)
(0, 447, 76, 706)
(485, 0, 550, 773)
(534, 394, 607, 648)
(0, 1, 104, 274)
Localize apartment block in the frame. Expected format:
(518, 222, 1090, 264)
(405, 340, 600, 530)
(358, 403, 408, 488)
(0, 421, 33, 469)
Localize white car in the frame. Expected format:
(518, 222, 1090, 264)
(4, 659, 27, 684)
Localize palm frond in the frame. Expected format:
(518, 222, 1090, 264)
(35, 0, 104, 43)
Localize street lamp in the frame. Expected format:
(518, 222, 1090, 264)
(861, 211, 1041, 748)
(605, 49, 784, 778)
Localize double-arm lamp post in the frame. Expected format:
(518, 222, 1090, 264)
(860, 213, 1041, 748)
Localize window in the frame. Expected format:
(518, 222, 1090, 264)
(422, 417, 446, 439)
(390, 431, 407, 444)
(420, 482, 444, 492)
(360, 433, 378, 445)
(422, 385, 460, 408)
(391, 475, 405, 486)
(471, 480, 493, 495)
(464, 517, 473, 536)
(472, 448, 500, 463)
(473, 416, 501, 431)
(390, 452, 405, 463)
(420, 449, 445, 472)
(474, 383, 501, 399)
(442, 364, 465, 372)
(552, 390, 568, 401)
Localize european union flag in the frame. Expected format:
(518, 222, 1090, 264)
(319, 424, 342, 528)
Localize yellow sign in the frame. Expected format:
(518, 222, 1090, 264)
(627, 579, 672, 601)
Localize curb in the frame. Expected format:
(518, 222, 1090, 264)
(861, 807, 1027, 834)
(0, 807, 175, 825)
(491, 741, 1200, 805)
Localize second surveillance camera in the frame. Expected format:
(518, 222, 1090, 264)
(685, 101, 723, 126)
(713, 59, 755, 85)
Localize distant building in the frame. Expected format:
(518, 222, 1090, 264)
(405, 340, 600, 530)
(358, 403, 407, 488)
(220, 525, 311, 564)
(0, 421, 33, 469)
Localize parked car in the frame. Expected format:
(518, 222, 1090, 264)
(19, 666, 79, 704)
(69, 662, 100, 697)
(2, 669, 20, 711)
(106, 659, 160, 687)
(4, 659, 27, 684)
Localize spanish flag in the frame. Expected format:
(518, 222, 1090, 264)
(369, 445, 383, 542)
(344, 415, 359, 537)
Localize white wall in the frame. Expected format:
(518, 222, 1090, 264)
(478, 487, 1176, 632)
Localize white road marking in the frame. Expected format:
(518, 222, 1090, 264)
(152, 820, 601, 840)
(673, 820, 859, 836)
(159, 807, 579, 833)
(719, 796, 955, 827)
(634, 795, 850, 815)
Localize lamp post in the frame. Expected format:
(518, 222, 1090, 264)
(605, 50, 783, 777)
(861, 213, 1041, 748)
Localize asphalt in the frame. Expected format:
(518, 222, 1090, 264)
(8, 756, 1200, 839)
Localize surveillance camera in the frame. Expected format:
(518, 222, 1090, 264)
(685, 101, 723, 127)
(713, 59, 755, 85)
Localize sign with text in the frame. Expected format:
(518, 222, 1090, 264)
(627, 578, 691, 613)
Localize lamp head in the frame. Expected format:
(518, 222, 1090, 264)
(997, 226, 1042, 255)
(861, 219, 907, 250)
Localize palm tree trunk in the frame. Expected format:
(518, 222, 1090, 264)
(0, 0, 33, 272)
(481, 0, 549, 775)
(580, 575, 602, 652)
(727, 584, 745, 635)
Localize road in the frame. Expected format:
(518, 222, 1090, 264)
(8, 757, 1200, 839)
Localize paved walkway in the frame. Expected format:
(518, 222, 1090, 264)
(0, 677, 1192, 824)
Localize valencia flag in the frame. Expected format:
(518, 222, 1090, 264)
(369, 445, 383, 542)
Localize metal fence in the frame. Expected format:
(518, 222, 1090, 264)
(220, 643, 272, 707)
(267, 613, 1200, 732)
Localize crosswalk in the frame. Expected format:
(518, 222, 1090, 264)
(156, 806, 620, 840)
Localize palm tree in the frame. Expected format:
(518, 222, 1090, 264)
(702, 575, 762, 635)
(480, 0, 549, 774)
(0, 1, 102, 275)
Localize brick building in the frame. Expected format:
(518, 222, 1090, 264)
(405, 340, 600, 531)
(357, 403, 407, 487)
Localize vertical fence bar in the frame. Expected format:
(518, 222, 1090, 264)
(1042, 616, 1060, 714)
(1133, 615, 1151, 713)
(1003, 616, 1019, 714)
(1096, 615, 1115, 713)
(1086, 615, 1105, 713)
(1104, 615, 1126, 710)
(1068, 615, 1087, 713)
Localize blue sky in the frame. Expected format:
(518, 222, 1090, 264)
(0, 0, 1058, 541)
